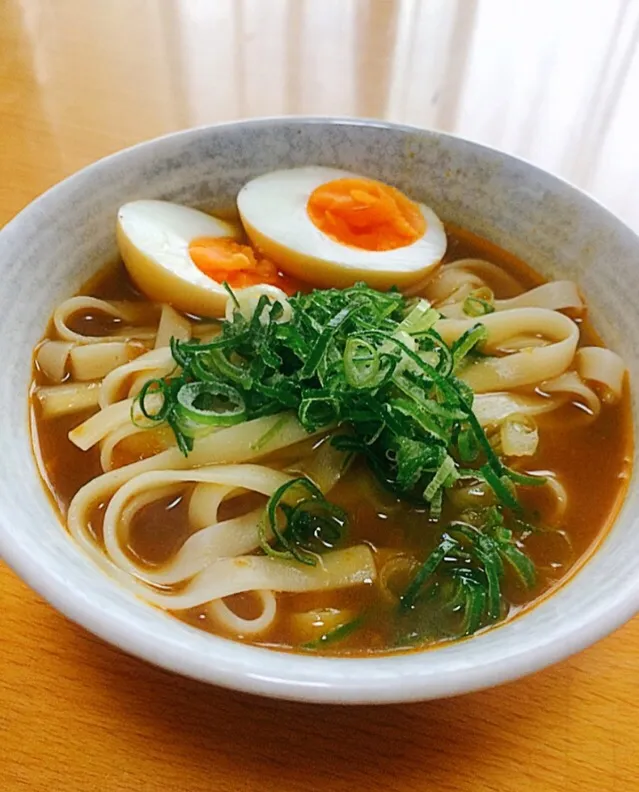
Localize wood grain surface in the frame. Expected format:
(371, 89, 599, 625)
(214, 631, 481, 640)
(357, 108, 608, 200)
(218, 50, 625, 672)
(1, 1, 638, 790)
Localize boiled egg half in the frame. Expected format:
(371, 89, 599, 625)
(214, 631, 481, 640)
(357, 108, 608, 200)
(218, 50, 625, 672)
(237, 166, 447, 289)
(116, 200, 245, 316)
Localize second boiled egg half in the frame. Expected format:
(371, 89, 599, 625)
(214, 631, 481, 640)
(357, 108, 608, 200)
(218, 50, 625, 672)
(237, 166, 447, 289)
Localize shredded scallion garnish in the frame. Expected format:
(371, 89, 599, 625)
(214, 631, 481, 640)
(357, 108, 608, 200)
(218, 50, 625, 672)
(142, 282, 544, 512)
(131, 282, 544, 641)
(258, 476, 348, 566)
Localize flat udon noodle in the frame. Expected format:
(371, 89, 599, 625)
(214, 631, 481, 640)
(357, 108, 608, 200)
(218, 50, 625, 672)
(66, 414, 372, 631)
(378, 555, 420, 604)
(289, 607, 355, 640)
(103, 465, 293, 583)
(99, 423, 174, 471)
(66, 413, 326, 573)
(69, 392, 163, 451)
(506, 464, 568, 525)
(106, 441, 349, 586)
(101, 464, 374, 622)
(209, 589, 278, 636)
(576, 347, 625, 402)
(69, 341, 149, 382)
(472, 392, 558, 426)
(122, 304, 192, 399)
(99, 346, 176, 408)
(536, 347, 625, 420)
(101, 474, 277, 635)
(189, 440, 319, 517)
(435, 307, 579, 392)
(182, 443, 349, 634)
(473, 374, 601, 431)
(225, 284, 293, 325)
(437, 281, 584, 319)
(418, 259, 623, 403)
(142, 546, 375, 611)
(154, 304, 191, 350)
(541, 371, 601, 417)
(188, 483, 235, 531)
(185, 439, 349, 532)
(542, 474, 569, 524)
(36, 340, 75, 383)
(35, 300, 181, 414)
(53, 297, 159, 344)
(37, 339, 150, 386)
(417, 258, 523, 302)
(36, 381, 101, 418)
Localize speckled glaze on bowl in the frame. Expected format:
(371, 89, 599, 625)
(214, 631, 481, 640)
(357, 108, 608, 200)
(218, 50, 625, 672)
(1, 118, 638, 704)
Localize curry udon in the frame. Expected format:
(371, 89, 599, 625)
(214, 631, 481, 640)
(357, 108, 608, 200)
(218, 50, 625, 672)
(30, 168, 632, 655)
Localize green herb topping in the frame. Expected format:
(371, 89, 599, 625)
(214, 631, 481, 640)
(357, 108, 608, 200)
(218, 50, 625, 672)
(133, 282, 545, 643)
(137, 282, 542, 511)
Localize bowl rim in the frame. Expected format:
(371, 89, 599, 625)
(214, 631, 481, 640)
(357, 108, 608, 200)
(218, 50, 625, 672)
(2, 115, 639, 704)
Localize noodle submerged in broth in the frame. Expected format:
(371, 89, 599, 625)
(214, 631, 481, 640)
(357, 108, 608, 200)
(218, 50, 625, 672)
(30, 175, 632, 656)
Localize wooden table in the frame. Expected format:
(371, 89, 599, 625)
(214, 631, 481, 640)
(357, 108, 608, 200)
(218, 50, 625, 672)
(2, 1, 638, 790)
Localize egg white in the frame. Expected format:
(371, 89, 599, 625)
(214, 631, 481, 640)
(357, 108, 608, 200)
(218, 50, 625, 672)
(116, 200, 242, 317)
(236, 166, 447, 289)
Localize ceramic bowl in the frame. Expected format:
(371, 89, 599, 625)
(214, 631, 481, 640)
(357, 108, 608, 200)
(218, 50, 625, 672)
(1, 118, 638, 704)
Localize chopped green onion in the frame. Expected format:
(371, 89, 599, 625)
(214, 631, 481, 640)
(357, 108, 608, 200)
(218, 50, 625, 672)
(463, 294, 495, 317)
(497, 543, 536, 588)
(301, 615, 364, 650)
(392, 398, 449, 443)
(452, 324, 488, 370)
(398, 507, 537, 639)
(343, 338, 382, 389)
(135, 281, 534, 522)
(133, 378, 171, 423)
(169, 335, 191, 369)
(429, 487, 444, 519)
(459, 574, 488, 634)
(458, 428, 479, 462)
(298, 393, 339, 431)
(480, 463, 521, 511)
(176, 381, 246, 426)
(261, 477, 348, 566)
(397, 299, 440, 336)
(207, 348, 253, 389)
(300, 302, 362, 379)
(400, 536, 457, 611)
(166, 411, 193, 456)
(222, 280, 240, 309)
(424, 455, 458, 502)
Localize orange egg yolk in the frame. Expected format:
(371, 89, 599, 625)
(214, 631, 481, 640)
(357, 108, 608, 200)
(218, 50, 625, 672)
(306, 177, 426, 251)
(189, 237, 298, 293)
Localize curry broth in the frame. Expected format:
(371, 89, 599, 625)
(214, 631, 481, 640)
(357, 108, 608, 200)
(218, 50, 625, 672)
(30, 227, 633, 655)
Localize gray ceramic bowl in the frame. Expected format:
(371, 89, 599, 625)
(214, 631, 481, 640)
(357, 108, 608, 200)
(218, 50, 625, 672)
(0, 118, 638, 704)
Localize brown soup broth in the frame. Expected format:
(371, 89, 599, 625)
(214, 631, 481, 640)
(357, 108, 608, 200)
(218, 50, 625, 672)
(31, 227, 633, 655)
